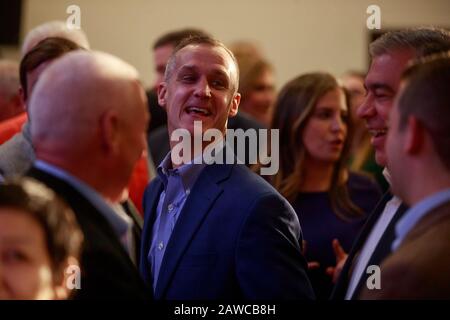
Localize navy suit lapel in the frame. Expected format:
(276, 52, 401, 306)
(154, 163, 233, 299)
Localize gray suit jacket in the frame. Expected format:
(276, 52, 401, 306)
(0, 121, 34, 177)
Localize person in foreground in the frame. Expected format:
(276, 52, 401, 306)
(331, 27, 450, 300)
(140, 36, 314, 300)
(0, 178, 83, 300)
(361, 53, 450, 299)
(27, 50, 151, 299)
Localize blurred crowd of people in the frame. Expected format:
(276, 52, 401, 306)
(0, 20, 449, 300)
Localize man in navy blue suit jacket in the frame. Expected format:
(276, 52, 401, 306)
(140, 36, 314, 300)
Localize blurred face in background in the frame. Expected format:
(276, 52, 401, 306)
(243, 67, 275, 123)
(302, 88, 348, 164)
(238, 64, 276, 127)
(341, 74, 366, 129)
(153, 44, 175, 89)
(0, 209, 65, 300)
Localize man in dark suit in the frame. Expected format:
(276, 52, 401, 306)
(361, 52, 450, 299)
(331, 28, 450, 299)
(140, 36, 314, 299)
(27, 50, 151, 299)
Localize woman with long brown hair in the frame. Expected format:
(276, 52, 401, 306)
(268, 72, 381, 299)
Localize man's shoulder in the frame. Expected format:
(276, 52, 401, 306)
(0, 113, 27, 145)
(0, 131, 34, 177)
(382, 201, 450, 272)
(223, 163, 276, 189)
(214, 163, 287, 208)
(362, 204, 450, 299)
(26, 167, 110, 228)
(27, 166, 139, 264)
(402, 201, 450, 247)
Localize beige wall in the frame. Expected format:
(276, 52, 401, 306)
(6, 0, 450, 88)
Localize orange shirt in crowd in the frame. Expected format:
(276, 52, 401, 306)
(0, 112, 28, 145)
(128, 154, 150, 216)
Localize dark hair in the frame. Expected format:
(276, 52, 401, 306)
(369, 27, 450, 59)
(19, 37, 83, 100)
(0, 178, 83, 284)
(153, 28, 211, 50)
(398, 51, 450, 171)
(269, 72, 363, 221)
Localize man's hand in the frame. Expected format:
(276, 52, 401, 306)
(325, 239, 347, 283)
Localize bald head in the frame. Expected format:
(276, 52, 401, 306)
(30, 50, 140, 145)
(30, 51, 149, 200)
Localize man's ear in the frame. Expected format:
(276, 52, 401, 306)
(404, 115, 424, 155)
(228, 92, 241, 118)
(99, 110, 120, 154)
(157, 82, 168, 110)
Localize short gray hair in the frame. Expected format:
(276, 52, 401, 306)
(164, 36, 240, 93)
(369, 27, 450, 59)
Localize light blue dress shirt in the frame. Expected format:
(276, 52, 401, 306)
(392, 188, 450, 251)
(149, 152, 206, 291)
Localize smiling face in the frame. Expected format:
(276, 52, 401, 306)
(341, 74, 366, 129)
(302, 88, 348, 163)
(0, 209, 57, 300)
(158, 44, 241, 143)
(357, 49, 415, 166)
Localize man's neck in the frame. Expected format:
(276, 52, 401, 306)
(403, 161, 450, 206)
(36, 152, 120, 202)
(409, 180, 450, 207)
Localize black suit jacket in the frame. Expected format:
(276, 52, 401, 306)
(331, 191, 408, 299)
(27, 167, 152, 300)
